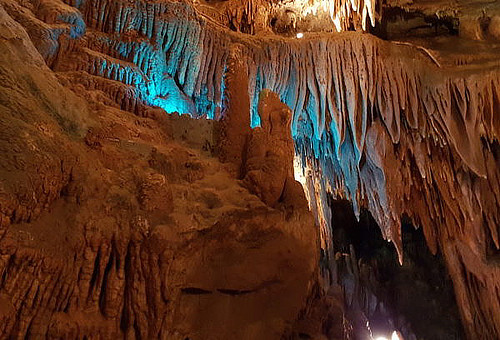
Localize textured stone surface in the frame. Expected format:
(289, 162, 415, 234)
(242, 90, 302, 208)
(0, 5, 323, 338)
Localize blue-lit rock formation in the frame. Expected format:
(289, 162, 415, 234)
(0, 4, 321, 339)
(1, 0, 500, 338)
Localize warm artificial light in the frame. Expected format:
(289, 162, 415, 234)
(288, 0, 376, 32)
(373, 331, 401, 340)
(296, 32, 304, 38)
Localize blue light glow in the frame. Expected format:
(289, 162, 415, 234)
(54, 0, 390, 222)
(58, 12, 86, 39)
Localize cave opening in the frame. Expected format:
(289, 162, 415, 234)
(372, 7, 459, 40)
(328, 198, 465, 340)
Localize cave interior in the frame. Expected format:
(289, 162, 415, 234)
(0, 0, 500, 339)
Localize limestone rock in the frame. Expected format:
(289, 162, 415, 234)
(243, 90, 297, 207)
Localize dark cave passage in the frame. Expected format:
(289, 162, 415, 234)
(328, 199, 464, 340)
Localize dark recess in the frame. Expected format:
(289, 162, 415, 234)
(370, 7, 459, 40)
(329, 199, 464, 339)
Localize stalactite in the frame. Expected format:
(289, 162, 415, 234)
(274, 0, 378, 32)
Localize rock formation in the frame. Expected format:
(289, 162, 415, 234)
(0, 4, 322, 338)
(242, 90, 296, 207)
(1, 0, 500, 339)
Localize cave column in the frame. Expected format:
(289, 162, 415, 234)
(217, 43, 251, 179)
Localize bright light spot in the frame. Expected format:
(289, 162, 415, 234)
(285, 0, 376, 32)
(373, 331, 400, 340)
(293, 155, 312, 210)
(332, 15, 341, 32)
(296, 32, 304, 38)
(293, 155, 307, 187)
(391, 331, 401, 340)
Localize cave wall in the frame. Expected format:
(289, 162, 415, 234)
(0, 3, 325, 339)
